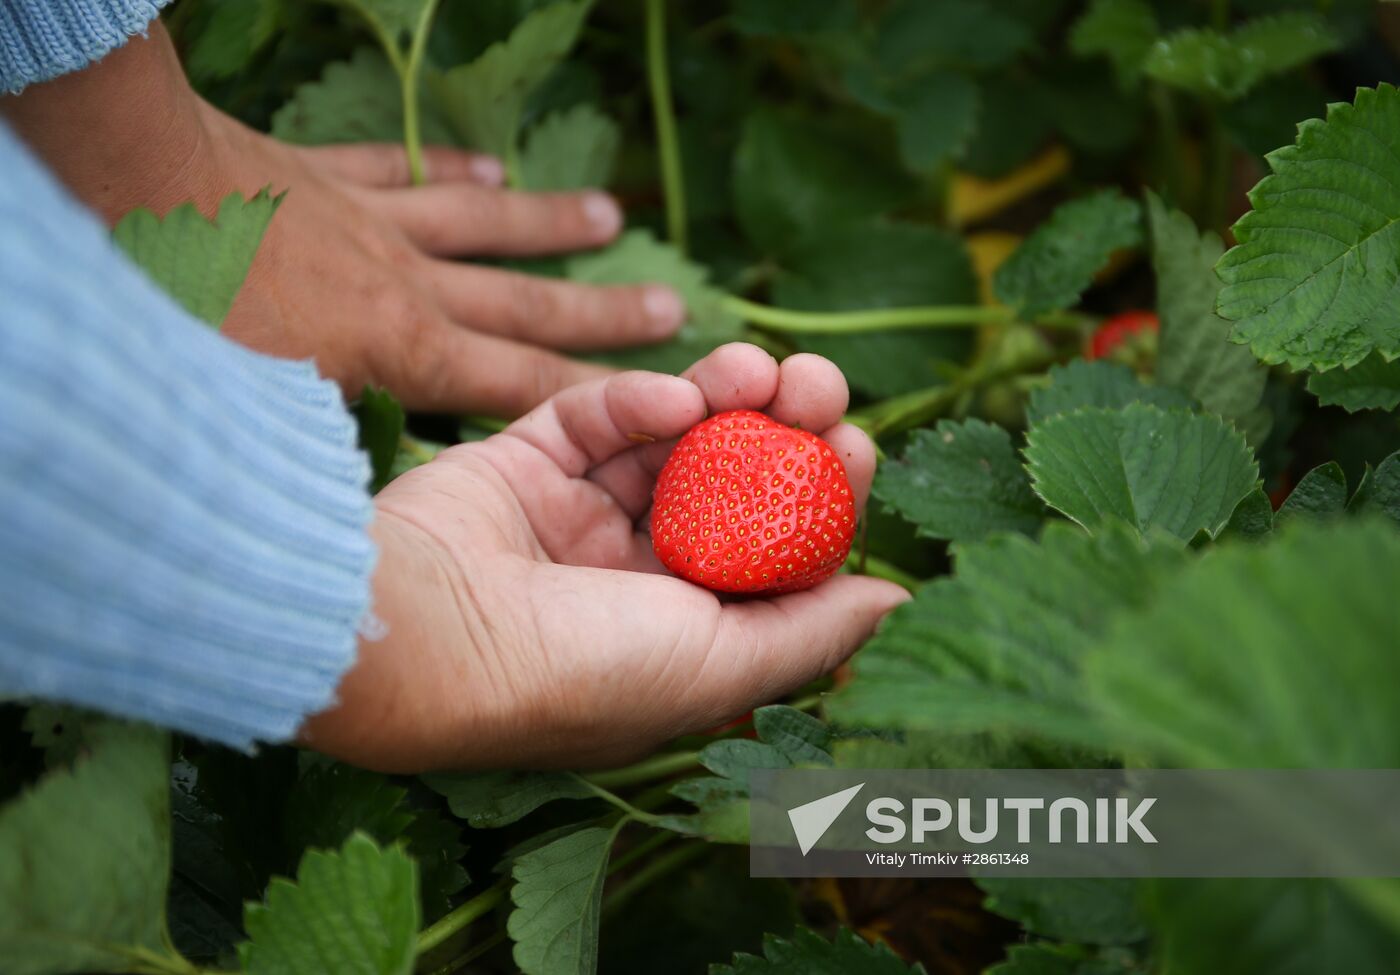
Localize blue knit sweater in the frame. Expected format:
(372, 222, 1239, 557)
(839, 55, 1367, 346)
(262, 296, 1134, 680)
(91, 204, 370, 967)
(0, 3, 377, 748)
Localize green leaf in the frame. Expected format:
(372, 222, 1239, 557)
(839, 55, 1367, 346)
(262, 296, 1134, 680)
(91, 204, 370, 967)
(711, 926, 924, 975)
(873, 0, 1032, 74)
(508, 825, 616, 975)
(846, 66, 980, 172)
(431, 0, 593, 162)
(271, 48, 455, 146)
(240, 832, 419, 975)
(354, 386, 405, 494)
(423, 771, 595, 828)
(1146, 192, 1267, 422)
(733, 108, 914, 255)
(0, 719, 171, 975)
(1275, 461, 1347, 522)
(993, 190, 1142, 316)
(113, 190, 280, 327)
(1223, 73, 1330, 159)
(1069, 0, 1158, 88)
(1350, 450, 1400, 523)
(873, 419, 1046, 543)
(1217, 85, 1400, 371)
(827, 520, 1186, 746)
(988, 944, 1134, 975)
(337, 0, 433, 49)
(1307, 353, 1400, 412)
(750, 706, 832, 767)
(1042, 59, 1143, 156)
(977, 878, 1147, 945)
(773, 220, 977, 396)
(1223, 486, 1274, 539)
(1145, 878, 1400, 975)
(1143, 13, 1341, 101)
(662, 708, 837, 842)
(1026, 360, 1193, 426)
(282, 762, 468, 919)
(731, 0, 858, 37)
(567, 230, 744, 373)
(1086, 518, 1400, 766)
(520, 104, 619, 190)
(186, 0, 284, 82)
(1024, 403, 1259, 542)
(962, 75, 1054, 178)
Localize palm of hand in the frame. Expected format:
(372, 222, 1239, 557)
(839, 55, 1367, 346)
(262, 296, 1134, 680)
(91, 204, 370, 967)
(309, 345, 907, 771)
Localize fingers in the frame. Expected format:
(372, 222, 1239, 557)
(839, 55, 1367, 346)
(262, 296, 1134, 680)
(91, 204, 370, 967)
(389, 320, 611, 414)
(698, 575, 910, 720)
(819, 422, 877, 516)
(421, 262, 685, 349)
(360, 183, 623, 256)
(469, 372, 708, 566)
(681, 342, 781, 411)
(768, 353, 849, 431)
(298, 143, 505, 188)
(502, 371, 707, 479)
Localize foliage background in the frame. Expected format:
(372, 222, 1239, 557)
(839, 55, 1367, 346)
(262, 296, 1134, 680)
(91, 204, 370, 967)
(6, 1, 1400, 973)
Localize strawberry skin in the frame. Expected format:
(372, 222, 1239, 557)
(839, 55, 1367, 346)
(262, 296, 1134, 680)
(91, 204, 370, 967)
(1086, 309, 1159, 361)
(651, 409, 856, 595)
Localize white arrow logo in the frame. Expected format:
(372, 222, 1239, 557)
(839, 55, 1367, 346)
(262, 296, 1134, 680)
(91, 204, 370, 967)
(787, 783, 865, 855)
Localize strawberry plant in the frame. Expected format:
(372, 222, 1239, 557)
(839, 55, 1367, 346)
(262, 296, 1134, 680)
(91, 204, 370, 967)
(8, 1, 1400, 973)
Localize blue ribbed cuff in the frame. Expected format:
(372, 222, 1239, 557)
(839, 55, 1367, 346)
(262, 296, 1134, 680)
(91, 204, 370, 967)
(0, 0, 171, 93)
(0, 122, 377, 750)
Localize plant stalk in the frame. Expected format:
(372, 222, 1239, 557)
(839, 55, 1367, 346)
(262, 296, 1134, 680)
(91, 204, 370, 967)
(571, 773, 668, 825)
(416, 881, 507, 956)
(645, 0, 688, 253)
(726, 296, 1088, 336)
(1202, 101, 1232, 236)
(401, 0, 443, 186)
(726, 296, 1014, 334)
(583, 750, 702, 789)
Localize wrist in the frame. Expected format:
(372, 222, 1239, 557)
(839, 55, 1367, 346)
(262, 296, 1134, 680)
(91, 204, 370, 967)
(298, 510, 481, 773)
(0, 20, 218, 223)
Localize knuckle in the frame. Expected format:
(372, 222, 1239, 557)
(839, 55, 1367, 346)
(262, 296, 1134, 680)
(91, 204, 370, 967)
(507, 276, 565, 333)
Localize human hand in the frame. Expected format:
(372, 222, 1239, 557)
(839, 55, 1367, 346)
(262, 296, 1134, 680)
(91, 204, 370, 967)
(300, 344, 910, 772)
(2, 25, 684, 415)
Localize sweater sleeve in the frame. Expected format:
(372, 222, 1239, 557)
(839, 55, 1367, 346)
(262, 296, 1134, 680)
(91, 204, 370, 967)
(0, 0, 172, 92)
(0, 122, 377, 749)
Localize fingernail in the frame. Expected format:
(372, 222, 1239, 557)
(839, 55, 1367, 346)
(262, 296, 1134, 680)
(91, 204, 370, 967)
(643, 285, 686, 334)
(582, 192, 623, 238)
(471, 156, 506, 186)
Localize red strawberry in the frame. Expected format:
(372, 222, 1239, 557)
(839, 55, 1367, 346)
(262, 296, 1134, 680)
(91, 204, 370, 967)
(1086, 310, 1159, 362)
(651, 409, 856, 595)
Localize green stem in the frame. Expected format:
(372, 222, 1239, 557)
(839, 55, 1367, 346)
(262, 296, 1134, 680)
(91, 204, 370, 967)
(645, 0, 687, 253)
(583, 750, 703, 790)
(1149, 83, 1185, 204)
(1202, 100, 1232, 236)
(848, 553, 921, 591)
(726, 295, 1013, 334)
(401, 0, 443, 186)
(602, 842, 708, 917)
(606, 828, 677, 875)
(852, 349, 1057, 439)
(570, 773, 667, 825)
(416, 881, 507, 956)
(426, 930, 509, 975)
